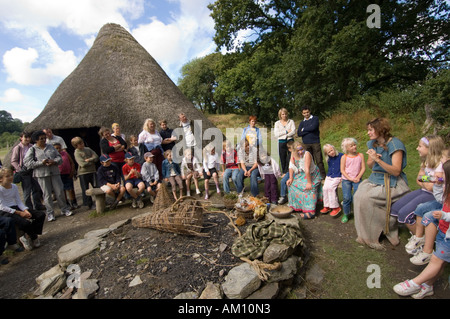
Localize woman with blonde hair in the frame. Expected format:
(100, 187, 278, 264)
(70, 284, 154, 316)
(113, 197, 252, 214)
(353, 118, 409, 250)
(274, 108, 296, 174)
(286, 141, 323, 219)
(138, 118, 164, 178)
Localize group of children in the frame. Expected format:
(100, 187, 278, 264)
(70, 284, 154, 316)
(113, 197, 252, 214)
(392, 137, 450, 299)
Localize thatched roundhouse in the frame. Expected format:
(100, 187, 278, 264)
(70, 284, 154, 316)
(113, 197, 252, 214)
(18, 23, 218, 158)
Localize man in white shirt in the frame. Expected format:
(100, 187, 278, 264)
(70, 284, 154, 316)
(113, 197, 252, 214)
(44, 128, 67, 150)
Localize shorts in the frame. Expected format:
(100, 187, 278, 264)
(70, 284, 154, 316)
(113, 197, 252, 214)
(145, 180, 161, 191)
(203, 167, 218, 180)
(100, 185, 120, 194)
(60, 174, 74, 190)
(421, 211, 440, 228)
(415, 200, 442, 219)
(125, 178, 144, 188)
(434, 230, 450, 263)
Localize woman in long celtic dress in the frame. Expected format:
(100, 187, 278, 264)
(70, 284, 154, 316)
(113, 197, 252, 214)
(286, 141, 322, 219)
(353, 118, 410, 250)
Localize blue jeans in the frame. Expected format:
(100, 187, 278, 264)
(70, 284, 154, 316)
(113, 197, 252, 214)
(223, 168, 241, 193)
(280, 172, 290, 197)
(342, 179, 361, 215)
(237, 166, 260, 196)
(418, 200, 443, 227)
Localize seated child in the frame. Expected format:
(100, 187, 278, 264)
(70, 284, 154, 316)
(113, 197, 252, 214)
(122, 152, 146, 209)
(162, 149, 184, 200)
(181, 148, 202, 196)
(97, 154, 126, 210)
(0, 168, 46, 251)
(141, 152, 161, 202)
(72, 137, 98, 209)
(54, 143, 79, 209)
(221, 140, 241, 194)
(203, 145, 221, 200)
(320, 144, 343, 217)
(257, 150, 281, 204)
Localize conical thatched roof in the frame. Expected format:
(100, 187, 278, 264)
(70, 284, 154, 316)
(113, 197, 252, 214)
(25, 23, 216, 137)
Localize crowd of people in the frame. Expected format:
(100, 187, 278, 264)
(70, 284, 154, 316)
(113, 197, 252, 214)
(0, 109, 449, 300)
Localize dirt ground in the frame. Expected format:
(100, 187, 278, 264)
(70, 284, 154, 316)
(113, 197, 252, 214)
(0, 184, 449, 300)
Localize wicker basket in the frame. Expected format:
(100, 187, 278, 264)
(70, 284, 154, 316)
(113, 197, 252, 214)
(133, 196, 207, 237)
(152, 182, 175, 212)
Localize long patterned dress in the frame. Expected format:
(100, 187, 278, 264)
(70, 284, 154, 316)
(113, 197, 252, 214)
(288, 152, 323, 213)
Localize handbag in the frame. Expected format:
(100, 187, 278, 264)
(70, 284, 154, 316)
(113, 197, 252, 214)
(13, 146, 35, 184)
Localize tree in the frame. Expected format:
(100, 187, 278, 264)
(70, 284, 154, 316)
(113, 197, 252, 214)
(178, 53, 228, 114)
(0, 110, 24, 134)
(207, 0, 450, 114)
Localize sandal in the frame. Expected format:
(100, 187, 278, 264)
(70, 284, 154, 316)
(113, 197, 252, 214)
(300, 212, 315, 219)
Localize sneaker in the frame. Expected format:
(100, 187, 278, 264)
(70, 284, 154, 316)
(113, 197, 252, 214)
(341, 215, 349, 223)
(137, 197, 144, 209)
(393, 280, 421, 296)
(19, 235, 33, 251)
(277, 197, 287, 205)
(330, 207, 342, 217)
(64, 210, 73, 217)
(320, 207, 330, 214)
(405, 235, 425, 255)
(7, 243, 24, 252)
(410, 250, 432, 265)
(0, 257, 9, 265)
(131, 198, 137, 208)
(32, 238, 41, 248)
(412, 284, 434, 299)
(110, 200, 119, 210)
(204, 194, 209, 200)
(47, 213, 56, 222)
(196, 189, 201, 195)
(186, 191, 191, 197)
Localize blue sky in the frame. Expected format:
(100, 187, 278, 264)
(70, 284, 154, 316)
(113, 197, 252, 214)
(0, 0, 217, 123)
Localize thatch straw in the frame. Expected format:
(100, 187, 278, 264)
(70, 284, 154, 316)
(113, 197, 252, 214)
(25, 23, 218, 137)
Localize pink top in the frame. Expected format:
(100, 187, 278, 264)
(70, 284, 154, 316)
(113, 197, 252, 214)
(59, 151, 72, 175)
(342, 153, 363, 180)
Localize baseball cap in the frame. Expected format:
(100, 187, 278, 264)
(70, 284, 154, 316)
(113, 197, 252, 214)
(99, 154, 112, 162)
(125, 152, 135, 159)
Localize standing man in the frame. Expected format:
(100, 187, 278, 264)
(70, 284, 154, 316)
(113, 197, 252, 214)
(177, 113, 202, 162)
(297, 106, 326, 179)
(43, 128, 67, 150)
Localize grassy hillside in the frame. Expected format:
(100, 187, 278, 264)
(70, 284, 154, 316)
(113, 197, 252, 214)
(208, 110, 424, 190)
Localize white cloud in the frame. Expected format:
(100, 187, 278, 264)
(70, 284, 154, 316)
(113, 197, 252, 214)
(132, 0, 216, 82)
(0, 88, 24, 103)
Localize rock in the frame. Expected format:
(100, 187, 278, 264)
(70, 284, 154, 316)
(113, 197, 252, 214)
(73, 279, 99, 299)
(84, 228, 111, 239)
(109, 219, 130, 231)
(246, 282, 279, 299)
(57, 237, 102, 267)
(34, 265, 67, 297)
(222, 263, 261, 299)
(199, 282, 223, 299)
(267, 256, 300, 283)
(129, 275, 143, 287)
(174, 291, 198, 299)
(263, 243, 294, 263)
